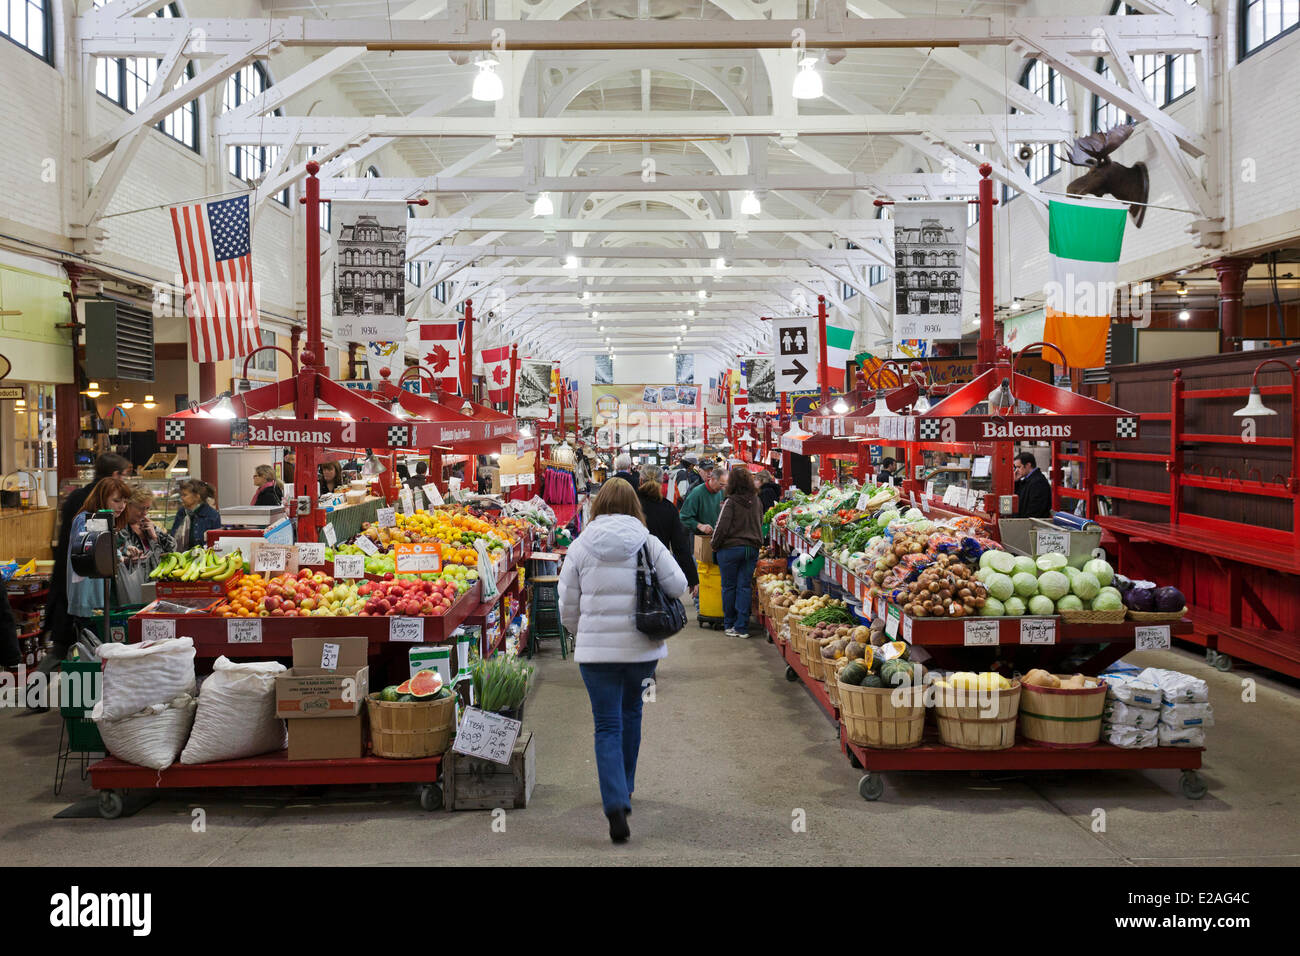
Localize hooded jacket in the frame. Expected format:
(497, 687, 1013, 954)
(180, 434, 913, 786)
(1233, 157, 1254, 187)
(558, 513, 689, 664)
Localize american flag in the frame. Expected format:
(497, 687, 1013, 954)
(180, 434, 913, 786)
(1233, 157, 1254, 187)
(169, 194, 261, 363)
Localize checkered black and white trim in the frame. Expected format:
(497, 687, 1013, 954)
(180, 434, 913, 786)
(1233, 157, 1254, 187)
(163, 419, 186, 442)
(387, 425, 410, 447)
(1115, 417, 1139, 439)
(918, 418, 941, 441)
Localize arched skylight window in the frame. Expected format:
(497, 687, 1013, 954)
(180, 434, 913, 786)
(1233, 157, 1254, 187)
(1241, 0, 1300, 56)
(223, 62, 289, 206)
(1092, 2, 1198, 132)
(1, 0, 50, 61)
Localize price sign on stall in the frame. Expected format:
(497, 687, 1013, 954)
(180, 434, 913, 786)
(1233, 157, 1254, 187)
(320, 642, 340, 671)
(1020, 617, 1057, 645)
(963, 619, 1000, 647)
(902, 613, 913, 645)
(296, 543, 325, 566)
(355, 535, 379, 556)
(1035, 530, 1069, 556)
(388, 617, 424, 643)
(399, 488, 415, 515)
(395, 543, 442, 574)
(333, 554, 365, 579)
(141, 619, 176, 642)
(254, 547, 288, 574)
(227, 618, 263, 644)
(1134, 625, 1171, 651)
(323, 524, 337, 547)
(376, 507, 397, 528)
(452, 707, 522, 765)
(885, 605, 901, 640)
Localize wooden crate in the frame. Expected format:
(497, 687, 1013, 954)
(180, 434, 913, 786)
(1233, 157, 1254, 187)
(444, 731, 536, 811)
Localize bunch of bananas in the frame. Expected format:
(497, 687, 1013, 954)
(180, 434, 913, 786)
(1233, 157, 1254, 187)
(150, 547, 244, 582)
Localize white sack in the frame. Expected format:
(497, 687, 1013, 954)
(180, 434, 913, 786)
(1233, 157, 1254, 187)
(1101, 673, 1162, 710)
(1158, 724, 1206, 748)
(1102, 700, 1161, 731)
(1103, 724, 1158, 749)
(92, 695, 197, 771)
(1138, 667, 1209, 704)
(1160, 701, 1215, 730)
(97, 637, 197, 720)
(180, 657, 287, 764)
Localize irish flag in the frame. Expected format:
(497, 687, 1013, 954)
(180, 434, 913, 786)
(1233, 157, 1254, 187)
(825, 322, 855, 389)
(1044, 197, 1127, 369)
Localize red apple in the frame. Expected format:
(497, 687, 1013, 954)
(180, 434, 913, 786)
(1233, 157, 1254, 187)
(383, 572, 395, 581)
(298, 569, 313, 581)
(357, 582, 372, 596)
(283, 600, 296, 611)
(264, 596, 282, 612)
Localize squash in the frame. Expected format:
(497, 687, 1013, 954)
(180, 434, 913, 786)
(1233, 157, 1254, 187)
(844, 642, 866, 661)
(860, 673, 885, 688)
(880, 659, 916, 687)
(838, 660, 869, 686)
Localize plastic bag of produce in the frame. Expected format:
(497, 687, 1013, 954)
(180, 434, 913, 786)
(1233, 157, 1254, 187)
(1159, 701, 1215, 730)
(1102, 700, 1160, 731)
(1157, 724, 1206, 748)
(1100, 673, 1162, 710)
(1138, 667, 1209, 704)
(1104, 724, 1158, 749)
(92, 695, 197, 770)
(97, 637, 197, 721)
(180, 657, 287, 764)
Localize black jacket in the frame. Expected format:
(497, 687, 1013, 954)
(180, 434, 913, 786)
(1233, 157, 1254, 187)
(43, 480, 97, 651)
(253, 484, 283, 507)
(1015, 469, 1053, 519)
(0, 587, 18, 668)
(758, 481, 781, 514)
(613, 469, 639, 488)
(637, 490, 699, 588)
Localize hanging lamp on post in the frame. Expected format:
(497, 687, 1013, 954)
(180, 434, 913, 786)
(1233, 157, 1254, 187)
(1233, 359, 1297, 417)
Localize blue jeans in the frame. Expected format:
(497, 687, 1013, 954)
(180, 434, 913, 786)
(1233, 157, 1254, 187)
(579, 661, 659, 814)
(715, 545, 759, 631)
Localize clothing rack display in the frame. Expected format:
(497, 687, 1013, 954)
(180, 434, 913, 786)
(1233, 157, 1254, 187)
(543, 462, 578, 506)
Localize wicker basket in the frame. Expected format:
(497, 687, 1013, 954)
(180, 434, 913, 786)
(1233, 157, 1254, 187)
(933, 681, 1021, 751)
(823, 663, 842, 707)
(1058, 608, 1127, 624)
(770, 604, 791, 627)
(366, 694, 457, 759)
(1127, 607, 1189, 623)
(838, 681, 925, 749)
(806, 646, 830, 680)
(1019, 677, 1107, 748)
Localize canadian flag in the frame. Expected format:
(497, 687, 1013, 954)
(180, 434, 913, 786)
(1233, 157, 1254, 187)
(481, 345, 513, 401)
(419, 321, 460, 394)
(734, 387, 750, 423)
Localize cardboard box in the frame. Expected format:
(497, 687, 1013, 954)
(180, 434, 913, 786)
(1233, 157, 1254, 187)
(288, 715, 367, 760)
(275, 637, 370, 719)
(693, 534, 714, 565)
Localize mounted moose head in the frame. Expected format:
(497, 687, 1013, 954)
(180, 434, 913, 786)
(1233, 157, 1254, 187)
(1063, 123, 1149, 228)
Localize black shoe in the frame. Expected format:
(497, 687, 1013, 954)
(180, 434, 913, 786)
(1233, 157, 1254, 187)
(607, 809, 630, 843)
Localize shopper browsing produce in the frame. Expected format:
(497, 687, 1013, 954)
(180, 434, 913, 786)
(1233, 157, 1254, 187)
(637, 465, 699, 594)
(679, 465, 725, 535)
(319, 461, 345, 496)
(1013, 452, 1053, 518)
(65, 477, 133, 632)
(756, 469, 781, 513)
(251, 464, 284, 506)
(170, 480, 221, 552)
(711, 466, 765, 637)
(116, 486, 175, 578)
(558, 478, 688, 844)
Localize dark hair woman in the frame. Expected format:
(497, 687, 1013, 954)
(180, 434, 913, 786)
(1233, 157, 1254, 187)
(319, 461, 344, 496)
(66, 477, 134, 626)
(710, 465, 764, 638)
(636, 466, 698, 593)
(170, 479, 222, 551)
(558, 477, 688, 844)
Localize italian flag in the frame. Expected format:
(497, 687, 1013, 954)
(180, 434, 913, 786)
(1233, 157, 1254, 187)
(1044, 197, 1127, 369)
(825, 322, 855, 389)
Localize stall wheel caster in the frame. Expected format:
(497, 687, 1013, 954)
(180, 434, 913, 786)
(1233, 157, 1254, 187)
(858, 774, 884, 802)
(1213, 653, 1233, 673)
(785, 665, 798, 683)
(419, 783, 443, 812)
(1205, 649, 1219, 666)
(1180, 771, 1207, 801)
(848, 751, 863, 770)
(767, 634, 774, 644)
(98, 790, 124, 820)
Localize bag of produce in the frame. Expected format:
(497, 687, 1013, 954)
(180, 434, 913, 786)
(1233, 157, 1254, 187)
(1102, 699, 1160, 731)
(1138, 667, 1209, 704)
(96, 637, 197, 721)
(180, 657, 287, 764)
(1157, 725, 1206, 748)
(1100, 673, 1162, 709)
(1104, 724, 1158, 749)
(1159, 701, 1215, 730)
(92, 695, 197, 771)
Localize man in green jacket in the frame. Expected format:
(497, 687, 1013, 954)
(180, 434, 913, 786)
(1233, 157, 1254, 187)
(680, 467, 725, 535)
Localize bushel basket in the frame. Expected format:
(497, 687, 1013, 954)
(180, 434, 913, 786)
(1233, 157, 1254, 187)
(1019, 677, 1107, 748)
(366, 694, 456, 759)
(838, 681, 924, 749)
(934, 680, 1021, 751)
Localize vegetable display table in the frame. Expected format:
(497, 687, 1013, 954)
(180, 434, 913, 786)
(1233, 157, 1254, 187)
(88, 751, 444, 819)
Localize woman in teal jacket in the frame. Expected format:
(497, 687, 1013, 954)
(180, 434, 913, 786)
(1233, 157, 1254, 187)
(66, 478, 133, 626)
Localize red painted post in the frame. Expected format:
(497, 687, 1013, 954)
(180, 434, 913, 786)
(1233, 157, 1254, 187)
(976, 163, 996, 374)
(725, 368, 734, 453)
(508, 343, 518, 415)
(294, 162, 327, 540)
(817, 295, 834, 482)
(461, 300, 476, 491)
(1170, 370, 1184, 526)
(198, 361, 217, 486)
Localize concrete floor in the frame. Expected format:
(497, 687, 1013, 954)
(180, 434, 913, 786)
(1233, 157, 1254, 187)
(3, 624, 1299, 866)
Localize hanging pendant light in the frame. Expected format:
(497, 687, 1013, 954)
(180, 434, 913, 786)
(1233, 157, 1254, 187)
(913, 391, 932, 414)
(80, 381, 105, 398)
(832, 397, 849, 414)
(740, 191, 761, 215)
(1233, 385, 1276, 417)
(792, 57, 823, 100)
(472, 58, 504, 102)
(119, 399, 136, 410)
(142, 394, 157, 409)
(871, 388, 898, 417)
(532, 192, 554, 216)
(988, 377, 1014, 412)
(209, 393, 238, 420)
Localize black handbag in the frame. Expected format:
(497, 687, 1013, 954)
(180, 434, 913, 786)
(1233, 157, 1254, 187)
(635, 542, 687, 639)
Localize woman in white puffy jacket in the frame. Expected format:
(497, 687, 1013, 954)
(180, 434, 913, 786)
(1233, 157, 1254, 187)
(559, 478, 688, 844)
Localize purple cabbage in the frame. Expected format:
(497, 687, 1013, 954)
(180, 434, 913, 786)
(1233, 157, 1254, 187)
(1113, 574, 1133, 593)
(1123, 587, 1156, 612)
(1152, 586, 1186, 613)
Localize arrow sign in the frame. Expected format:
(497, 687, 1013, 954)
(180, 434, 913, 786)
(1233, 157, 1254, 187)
(770, 315, 819, 395)
(787, 359, 808, 385)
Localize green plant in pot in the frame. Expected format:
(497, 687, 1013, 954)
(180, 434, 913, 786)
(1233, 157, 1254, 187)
(471, 654, 534, 720)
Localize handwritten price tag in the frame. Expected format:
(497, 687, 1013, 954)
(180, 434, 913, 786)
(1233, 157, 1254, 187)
(323, 524, 337, 547)
(227, 618, 263, 644)
(1036, 530, 1069, 556)
(809, 540, 822, 557)
(376, 507, 396, 528)
(1134, 624, 1171, 651)
(452, 706, 522, 765)
(399, 488, 415, 514)
(395, 542, 441, 574)
(355, 535, 379, 556)
(296, 543, 325, 566)
(902, 613, 913, 644)
(885, 605, 900, 639)
(856, 490, 871, 511)
(333, 554, 365, 578)
(963, 619, 1000, 647)
(1020, 617, 1057, 645)
(388, 617, 424, 643)
(141, 618, 176, 642)
(254, 547, 288, 573)
(320, 642, 340, 670)
(426, 484, 445, 505)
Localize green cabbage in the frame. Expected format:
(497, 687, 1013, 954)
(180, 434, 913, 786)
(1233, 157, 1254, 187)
(975, 567, 994, 584)
(1038, 570, 1070, 601)
(1056, 594, 1084, 611)
(1097, 586, 1122, 604)
(1003, 596, 1027, 616)
(1083, 559, 1114, 587)
(1090, 590, 1123, 611)
(1012, 555, 1038, 576)
(986, 572, 1014, 602)
(1036, 553, 1069, 573)
(1071, 571, 1101, 601)
(1062, 565, 1081, 582)
(979, 597, 1005, 617)
(1012, 572, 1039, 598)
(1028, 594, 1055, 616)
(988, 551, 1017, 575)
(979, 550, 997, 570)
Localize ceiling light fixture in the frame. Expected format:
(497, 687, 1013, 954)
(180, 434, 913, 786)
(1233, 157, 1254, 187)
(119, 399, 135, 410)
(792, 56, 823, 100)
(832, 397, 849, 414)
(715, 256, 729, 270)
(80, 381, 105, 398)
(142, 394, 157, 409)
(533, 192, 554, 216)
(1176, 281, 1188, 296)
(740, 191, 761, 215)
(698, 289, 708, 300)
(564, 255, 579, 269)
(1178, 309, 1190, 322)
(472, 57, 504, 102)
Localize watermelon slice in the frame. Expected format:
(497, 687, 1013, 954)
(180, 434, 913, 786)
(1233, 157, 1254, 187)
(408, 669, 443, 699)
(395, 678, 413, 695)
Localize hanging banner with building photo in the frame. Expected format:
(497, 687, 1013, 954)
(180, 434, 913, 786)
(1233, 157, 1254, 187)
(740, 355, 776, 413)
(516, 360, 556, 419)
(591, 384, 703, 446)
(594, 354, 614, 385)
(675, 352, 695, 385)
(892, 201, 967, 348)
(332, 201, 408, 343)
